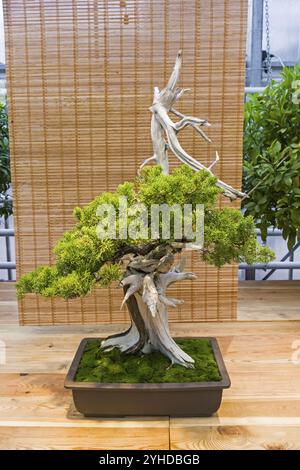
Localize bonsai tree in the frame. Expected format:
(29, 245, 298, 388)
(243, 66, 300, 249)
(17, 52, 273, 368)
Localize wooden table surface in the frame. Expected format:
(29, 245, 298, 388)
(0, 281, 299, 449)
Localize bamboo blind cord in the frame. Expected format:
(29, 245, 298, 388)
(4, 0, 247, 325)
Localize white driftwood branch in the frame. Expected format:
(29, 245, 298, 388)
(171, 107, 212, 143)
(139, 155, 156, 172)
(208, 151, 220, 170)
(120, 273, 143, 309)
(159, 271, 197, 290)
(142, 274, 159, 317)
(165, 49, 183, 92)
(140, 50, 246, 200)
(174, 116, 209, 131)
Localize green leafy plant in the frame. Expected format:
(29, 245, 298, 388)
(243, 66, 300, 250)
(17, 166, 274, 368)
(0, 101, 12, 218)
(17, 165, 273, 299)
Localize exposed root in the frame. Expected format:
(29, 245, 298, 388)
(101, 323, 140, 353)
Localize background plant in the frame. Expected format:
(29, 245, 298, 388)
(243, 66, 300, 250)
(0, 101, 12, 219)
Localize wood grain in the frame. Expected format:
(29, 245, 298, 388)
(0, 372, 169, 449)
(0, 283, 300, 449)
(238, 281, 300, 320)
(170, 423, 300, 450)
(0, 425, 169, 450)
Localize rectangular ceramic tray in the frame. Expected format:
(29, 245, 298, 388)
(65, 337, 230, 417)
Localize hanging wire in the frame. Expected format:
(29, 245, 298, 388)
(264, 0, 272, 83)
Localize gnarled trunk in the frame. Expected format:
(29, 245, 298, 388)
(101, 256, 196, 368)
(101, 285, 147, 355)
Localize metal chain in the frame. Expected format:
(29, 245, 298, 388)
(265, 0, 272, 83)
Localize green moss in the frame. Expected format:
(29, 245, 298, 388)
(75, 338, 222, 383)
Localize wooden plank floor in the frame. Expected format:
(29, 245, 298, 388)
(238, 281, 300, 320)
(0, 282, 299, 449)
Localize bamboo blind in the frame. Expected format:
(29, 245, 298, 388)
(4, 0, 247, 325)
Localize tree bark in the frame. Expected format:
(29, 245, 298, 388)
(101, 251, 196, 368)
(101, 285, 148, 355)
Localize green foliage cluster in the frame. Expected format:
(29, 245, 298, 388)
(203, 207, 273, 266)
(243, 66, 300, 249)
(16, 265, 96, 299)
(75, 338, 221, 383)
(0, 102, 12, 218)
(17, 164, 274, 299)
(139, 164, 221, 207)
(97, 263, 122, 287)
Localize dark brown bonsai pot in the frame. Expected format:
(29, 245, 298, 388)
(65, 337, 230, 417)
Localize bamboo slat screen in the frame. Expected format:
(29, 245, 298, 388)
(4, 0, 247, 325)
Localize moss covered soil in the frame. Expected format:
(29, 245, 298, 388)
(75, 338, 221, 384)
